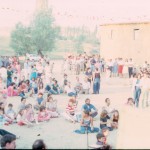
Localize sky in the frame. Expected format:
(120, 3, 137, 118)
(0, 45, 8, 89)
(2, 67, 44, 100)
(0, 0, 150, 31)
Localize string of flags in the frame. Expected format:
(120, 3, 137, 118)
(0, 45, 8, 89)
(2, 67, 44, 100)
(0, 7, 150, 22)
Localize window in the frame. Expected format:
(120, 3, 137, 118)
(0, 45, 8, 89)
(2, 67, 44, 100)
(134, 29, 140, 40)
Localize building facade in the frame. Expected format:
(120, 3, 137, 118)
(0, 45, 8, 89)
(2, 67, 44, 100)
(100, 22, 150, 63)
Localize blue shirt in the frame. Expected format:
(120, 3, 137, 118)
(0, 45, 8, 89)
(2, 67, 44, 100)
(37, 97, 44, 105)
(82, 104, 96, 112)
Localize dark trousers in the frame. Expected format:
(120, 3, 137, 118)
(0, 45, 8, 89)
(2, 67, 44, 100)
(128, 67, 133, 78)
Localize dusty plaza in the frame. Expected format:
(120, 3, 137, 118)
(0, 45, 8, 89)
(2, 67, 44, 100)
(1, 0, 150, 149)
(0, 61, 130, 149)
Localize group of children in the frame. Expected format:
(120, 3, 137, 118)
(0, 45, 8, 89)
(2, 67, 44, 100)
(0, 93, 59, 127)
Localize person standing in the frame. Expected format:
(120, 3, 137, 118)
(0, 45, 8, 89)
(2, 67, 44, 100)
(141, 73, 150, 108)
(128, 58, 134, 78)
(133, 74, 142, 107)
(93, 68, 101, 94)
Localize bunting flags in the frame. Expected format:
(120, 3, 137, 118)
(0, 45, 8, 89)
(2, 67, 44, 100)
(0, 7, 149, 22)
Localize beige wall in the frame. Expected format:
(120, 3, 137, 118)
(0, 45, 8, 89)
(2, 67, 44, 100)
(100, 23, 150, 64)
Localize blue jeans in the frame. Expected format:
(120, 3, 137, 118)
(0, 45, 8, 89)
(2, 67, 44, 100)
(7, 77, 12, 87)
(93, 78, 100, 94)
(68, 92, 77, 97)
(100, 124, 113, 131)
(45, 85, 51, 92)
(134, 88, 141, 107)
(19, 92, 25, 98)
(34, 87, 38, 94)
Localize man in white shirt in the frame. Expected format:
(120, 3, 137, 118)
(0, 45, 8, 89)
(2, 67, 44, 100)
(80, 77, 91, 94)
(128, 58, 134, 78)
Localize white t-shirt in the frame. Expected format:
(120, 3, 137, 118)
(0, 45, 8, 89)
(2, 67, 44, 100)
(82, 81, 90, 90)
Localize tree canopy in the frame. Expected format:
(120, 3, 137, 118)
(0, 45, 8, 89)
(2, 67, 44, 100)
(10, 9, 59, 55)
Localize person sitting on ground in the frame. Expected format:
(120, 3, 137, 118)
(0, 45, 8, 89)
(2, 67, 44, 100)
(46, 94, 59, 118)
(80, 77, 91, 94)
(64, 81, 77, 97)
(82, 98, 98, 118)
(37, 106, 51, 122)
(18, 81, 27, 98)
(99, 127, 110, 145)
(32, 139, 47, 149)
(111, 110, 119, 129)
(102, 98, 115, 116)
(96, 133, 105, 146)
(6, 104, 16, 122)
(30, 78, 38, 97)
(34, 93, 45, 111)
(7, 83, 18, 97)
(60, 74, 69, 92)
(25, 104, 39, 124)
(126, 97, 135, 107)
(74, 76, 82, 95)
(62, 98, 78, 123)
(50, 80, 61, 95)
(0, 108, 11, 125)
(17, 109, 33, 127)
(0, 134, 16, 149)
(74, 110, 99, 134)
(100, 110, 113, 131)
(18, 97, 26, 112)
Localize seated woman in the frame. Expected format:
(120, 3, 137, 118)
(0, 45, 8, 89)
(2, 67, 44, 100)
(38, 106, 51, 122)
(62, 98, 78, 123)
(100, 110, 113, 131)
(46, 94, 59, 118)
(74, 110, 99, 134)
(7, 83, 18, 97)
(111, 110, 119, 129)
(17, 109, 33, 127)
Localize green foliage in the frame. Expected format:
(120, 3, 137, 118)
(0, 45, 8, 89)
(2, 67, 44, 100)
(10, 9, 59, 55)
(10, 23, 33, 55)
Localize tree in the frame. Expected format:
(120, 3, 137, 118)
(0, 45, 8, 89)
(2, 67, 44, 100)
(10, 23, 33, 55)
(10, 9, 59, 55)
(74, 34, 86, 54)
(31, 9, 59, 53)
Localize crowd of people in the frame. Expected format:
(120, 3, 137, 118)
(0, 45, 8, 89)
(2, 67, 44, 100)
(0, 53, 150, 149)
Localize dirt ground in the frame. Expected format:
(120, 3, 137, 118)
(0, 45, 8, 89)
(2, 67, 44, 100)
(0, 61, 132, 149)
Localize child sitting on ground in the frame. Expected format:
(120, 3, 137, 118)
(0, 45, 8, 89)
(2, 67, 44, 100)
(62, 98, 78, 123)
(74, 110, 99, 134)
(0, 108, 12, 125)
(25, 104, 39, 124)
(17, 109, 33, 127)
(111, 110, 119, 129)
(38, 106, 51, 122)
(46, 94, 59, 118)
(34, 93, 45, 111)
(6, 104, 16, 122)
